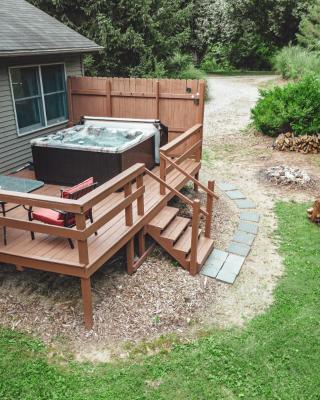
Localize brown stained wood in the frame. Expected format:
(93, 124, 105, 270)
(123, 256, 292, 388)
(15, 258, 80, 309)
(190, 199, 200, 276)
(68, 77, 205, 138)
(124, 182, 133, 226)
(187, 235, 214, 273)
(160, 157, 166, 195)
(136, 175, 144, 216)
(138, 230, 145, 257)
(126, 237, 135, 275)
(148, 206, 179, 232)
(205, 181, 215, 238)
(75, 214, 89, 265)
(173, 226, 201, 255)
(160, 216, 190, 243)
(81, 277, 93, 329)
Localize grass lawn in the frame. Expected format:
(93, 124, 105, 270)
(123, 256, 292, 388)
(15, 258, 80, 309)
(0, 202, 319, 399)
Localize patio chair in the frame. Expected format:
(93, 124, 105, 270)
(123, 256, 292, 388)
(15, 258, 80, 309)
(27, 177, 98, 249)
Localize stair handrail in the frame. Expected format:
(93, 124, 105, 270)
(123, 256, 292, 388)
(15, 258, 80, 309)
(144, 168, 208, 218)
(160, 153, 219, 200)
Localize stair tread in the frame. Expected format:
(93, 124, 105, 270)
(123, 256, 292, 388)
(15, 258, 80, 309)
(174, 226, 201, 254)
(161, 216, 190, 242)
(148, 206, 179, 231)
(187, 235, 214, 265)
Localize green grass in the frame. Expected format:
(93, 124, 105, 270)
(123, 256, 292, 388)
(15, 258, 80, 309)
(1, 202, 320, 399)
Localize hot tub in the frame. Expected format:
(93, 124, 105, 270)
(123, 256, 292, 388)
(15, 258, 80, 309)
(31, 117, 168, 185)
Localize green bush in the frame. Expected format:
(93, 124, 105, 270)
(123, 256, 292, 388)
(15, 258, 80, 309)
(251, 74, 320, 136)
(273, 46, 320, 79)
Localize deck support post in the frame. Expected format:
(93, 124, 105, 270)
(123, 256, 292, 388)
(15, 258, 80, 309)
(138, 230, 145, 257)
(190, 199, 200, 276)
(126, 237, 135, 275)
(81, 277, 93, 330)
(205, 181, 214, 238)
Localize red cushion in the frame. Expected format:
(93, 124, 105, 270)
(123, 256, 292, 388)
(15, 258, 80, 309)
(62, 177, 94, 199)
(32, 209, 65, 226)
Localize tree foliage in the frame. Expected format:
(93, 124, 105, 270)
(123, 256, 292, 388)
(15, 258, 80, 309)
(298, 0, 320, 51)
(29, 0, 312, 75)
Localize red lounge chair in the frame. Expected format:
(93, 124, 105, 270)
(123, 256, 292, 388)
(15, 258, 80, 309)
(27, 178, 98, 248)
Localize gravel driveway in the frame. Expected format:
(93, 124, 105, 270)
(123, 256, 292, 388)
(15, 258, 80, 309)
(204, 75, 278, 138)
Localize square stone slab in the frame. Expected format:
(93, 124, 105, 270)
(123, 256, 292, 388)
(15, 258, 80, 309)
(218, 182, 237, 191)
(240, 211, 260, 222)
(228, 241, 251, 257)
(238, 221, 259, 234)
(222, 253, 245, 276)
(225, 190, 246, 200)
(201, 249, 228, 278)
(216, 269, 237, 284)
(234, 199, 256, 209)
(233, 230, 255, 246)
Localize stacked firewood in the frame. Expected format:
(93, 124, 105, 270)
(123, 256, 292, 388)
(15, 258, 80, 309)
(307, 199, 320, 224)
(274, 132, 320, 154)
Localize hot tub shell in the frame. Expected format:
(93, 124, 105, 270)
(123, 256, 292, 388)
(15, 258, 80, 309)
(31, 117, 168, 186)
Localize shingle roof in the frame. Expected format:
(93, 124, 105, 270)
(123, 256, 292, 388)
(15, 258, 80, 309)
(0, 0, 103, 57)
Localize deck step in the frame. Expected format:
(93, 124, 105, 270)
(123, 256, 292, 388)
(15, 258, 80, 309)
(160, 216, 190, 243)
(147, 206, 179, 233)
(174, 226, 201, 255)
(187, 234, 214, 271)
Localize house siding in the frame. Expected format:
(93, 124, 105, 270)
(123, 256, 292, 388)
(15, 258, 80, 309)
(0, 54, 83, 173)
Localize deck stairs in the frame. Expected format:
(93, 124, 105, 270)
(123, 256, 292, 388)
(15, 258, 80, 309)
(146, 206, 214, 274)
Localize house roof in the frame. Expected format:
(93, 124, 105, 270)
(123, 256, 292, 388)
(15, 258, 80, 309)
(0, 0, 103, 57)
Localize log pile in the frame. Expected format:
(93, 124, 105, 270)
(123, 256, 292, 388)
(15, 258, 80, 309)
(308, 199, 320, 224)
(274, 132, 320, 154)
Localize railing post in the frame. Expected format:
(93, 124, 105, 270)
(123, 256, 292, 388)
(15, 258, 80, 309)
(75, 213, 89, 265)
(124, 182, 133, 226)
(136, 174, 144, 216)
(205, 180, 214, 238)
(190, 199, 200, 276)
(160, 154, 166, 195)
(195, 127, 202, 162)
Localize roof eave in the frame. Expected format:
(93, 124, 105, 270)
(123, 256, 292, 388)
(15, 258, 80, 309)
(0, 46, 103, 58)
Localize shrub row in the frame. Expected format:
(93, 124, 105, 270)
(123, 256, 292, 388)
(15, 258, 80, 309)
(251, 75, 320, 137)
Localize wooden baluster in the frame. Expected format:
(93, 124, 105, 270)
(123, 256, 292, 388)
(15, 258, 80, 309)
(195, 127, 202, 162)
(190, 199, 200, 276)
(160, 155, 166, 195)
(81, 277, 93, 329)
(75, 213, 89, 265)
(124, 182, 133, 226)
(138, 229, 145, 257)
(136, 174, 144, 216)
(205, 180, 214, 238)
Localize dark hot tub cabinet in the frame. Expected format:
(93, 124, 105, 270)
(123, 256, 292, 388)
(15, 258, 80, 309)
(31, 117, 168, 185)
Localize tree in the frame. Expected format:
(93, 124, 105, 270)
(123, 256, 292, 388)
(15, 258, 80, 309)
(298, 0, 320, 51)
(29, 0, 195, 77)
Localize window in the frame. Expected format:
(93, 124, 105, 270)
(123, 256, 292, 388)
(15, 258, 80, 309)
(10, 64, 68, 135)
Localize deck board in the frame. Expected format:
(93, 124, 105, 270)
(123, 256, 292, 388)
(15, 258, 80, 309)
(0, 160, 200, 275)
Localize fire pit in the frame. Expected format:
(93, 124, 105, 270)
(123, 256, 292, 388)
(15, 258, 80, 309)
(261, 165, 314, 186)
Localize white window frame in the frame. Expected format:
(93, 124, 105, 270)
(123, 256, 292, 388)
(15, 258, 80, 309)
(8, 62, 68, 137)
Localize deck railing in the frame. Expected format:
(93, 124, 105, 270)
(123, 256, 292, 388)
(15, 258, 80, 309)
(157, 123, 219, 274)
(0, 164, 146, 270)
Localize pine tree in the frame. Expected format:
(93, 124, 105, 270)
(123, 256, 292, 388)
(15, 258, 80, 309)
(297, 0, 320, 51)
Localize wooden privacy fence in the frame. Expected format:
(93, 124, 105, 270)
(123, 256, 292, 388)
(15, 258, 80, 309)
(67, 77, 206, 141)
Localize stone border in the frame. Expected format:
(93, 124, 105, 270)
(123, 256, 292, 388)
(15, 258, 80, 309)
(201, 182, 260, 284)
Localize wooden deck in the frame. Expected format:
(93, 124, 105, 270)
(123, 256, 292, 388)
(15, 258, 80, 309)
(0, 159, 200, 274)
(0, 123, 217, 328)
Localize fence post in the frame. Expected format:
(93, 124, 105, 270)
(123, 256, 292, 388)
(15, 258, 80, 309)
(190, 199, 200, 276)
(75, 213, 89, 265)
(205, 180, 214, 238)
(67, 77, 74, 127)
(160, 154, 166, 195)
(124, 182, 133, 226)
(136, 174, 144, 216)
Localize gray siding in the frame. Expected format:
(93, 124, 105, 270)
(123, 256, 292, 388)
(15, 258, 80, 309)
(0, 54, 83, 173)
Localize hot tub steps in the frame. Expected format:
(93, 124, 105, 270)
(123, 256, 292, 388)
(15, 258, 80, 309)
(147, 206, 214, 274)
